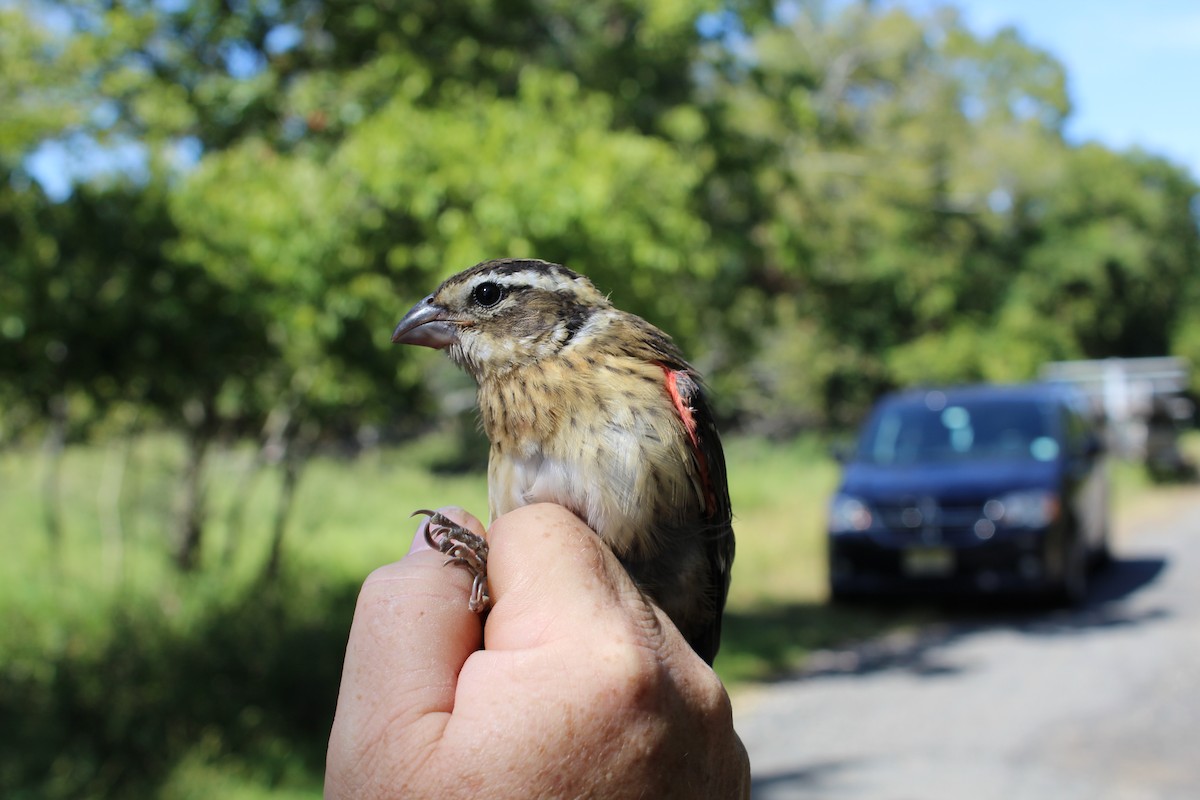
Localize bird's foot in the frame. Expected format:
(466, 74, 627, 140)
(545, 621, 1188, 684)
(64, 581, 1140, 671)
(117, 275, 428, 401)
(412, 509, 491, 613)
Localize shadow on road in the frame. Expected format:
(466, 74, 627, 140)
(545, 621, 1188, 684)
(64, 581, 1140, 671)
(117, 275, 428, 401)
(743, 554, 1171, 797)
(1088, 555, 1168, 604)
(751, 760, 856, 796)
(740, 553, 1170, 684)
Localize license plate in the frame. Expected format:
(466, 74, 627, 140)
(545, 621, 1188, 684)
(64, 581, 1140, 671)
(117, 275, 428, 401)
(903, 547, 954, 577)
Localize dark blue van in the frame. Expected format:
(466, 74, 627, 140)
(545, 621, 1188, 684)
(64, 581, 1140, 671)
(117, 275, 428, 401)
(828, 384, 1110, 604)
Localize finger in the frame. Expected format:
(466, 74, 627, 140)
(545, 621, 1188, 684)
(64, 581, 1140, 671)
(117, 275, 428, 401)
(481, 503, 664, 654)
(328, 507, 485, 765)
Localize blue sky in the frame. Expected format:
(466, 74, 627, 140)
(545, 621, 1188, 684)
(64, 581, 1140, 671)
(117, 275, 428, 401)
(898, 0, 1200, 180)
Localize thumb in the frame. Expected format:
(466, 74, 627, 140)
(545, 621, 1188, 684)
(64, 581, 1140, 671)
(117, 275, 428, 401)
(480, 503, 667, 655)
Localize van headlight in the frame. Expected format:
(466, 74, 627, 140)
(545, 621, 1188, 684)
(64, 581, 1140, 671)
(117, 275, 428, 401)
(829, 494, 875, 534)
(984, 490, 1061, 528)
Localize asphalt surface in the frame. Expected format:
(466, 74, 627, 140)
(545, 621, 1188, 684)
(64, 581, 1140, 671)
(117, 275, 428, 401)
(735, 492, 1200, 800)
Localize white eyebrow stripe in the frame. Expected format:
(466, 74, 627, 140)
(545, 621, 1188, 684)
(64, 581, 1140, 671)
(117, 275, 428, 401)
(472, 271, 577, 293)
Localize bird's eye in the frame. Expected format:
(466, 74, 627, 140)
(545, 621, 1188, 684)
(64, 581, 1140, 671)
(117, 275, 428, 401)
(472, 282, 505, 308)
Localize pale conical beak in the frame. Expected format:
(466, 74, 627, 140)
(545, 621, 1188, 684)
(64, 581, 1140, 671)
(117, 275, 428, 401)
(391, 295, 461, 349)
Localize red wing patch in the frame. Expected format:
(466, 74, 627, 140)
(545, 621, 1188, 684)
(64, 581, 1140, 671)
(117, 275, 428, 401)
(661, 366, 716, 516)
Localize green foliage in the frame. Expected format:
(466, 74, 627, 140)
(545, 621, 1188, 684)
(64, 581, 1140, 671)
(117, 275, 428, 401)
(335, 70, 717, 336)
(0, 177, 272, 434)
(0, 8, 89, 158)
(0, 580, 347, 800)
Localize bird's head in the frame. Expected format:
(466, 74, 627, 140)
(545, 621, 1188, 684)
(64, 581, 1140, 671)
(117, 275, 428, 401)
(392, 258, 611, 379)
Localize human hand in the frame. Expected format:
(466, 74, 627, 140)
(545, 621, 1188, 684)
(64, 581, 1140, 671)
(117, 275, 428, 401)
(325, 502, 750, 799)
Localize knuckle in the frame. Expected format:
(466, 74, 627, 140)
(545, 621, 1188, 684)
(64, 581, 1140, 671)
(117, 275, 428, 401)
(691, 666, 734, 722)
(589, 635, 667, 706)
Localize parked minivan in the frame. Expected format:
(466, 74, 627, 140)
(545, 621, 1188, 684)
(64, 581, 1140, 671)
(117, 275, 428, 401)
(828, 383, 1110, 604)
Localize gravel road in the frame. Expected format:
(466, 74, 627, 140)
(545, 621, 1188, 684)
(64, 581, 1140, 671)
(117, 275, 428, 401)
(735, 493, 1200, 800)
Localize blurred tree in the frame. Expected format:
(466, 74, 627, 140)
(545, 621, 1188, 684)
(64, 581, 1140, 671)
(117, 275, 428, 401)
(0, 176, 276, 568)
(699, 1, 1197, 428)
(1003, 146, 1200, 361)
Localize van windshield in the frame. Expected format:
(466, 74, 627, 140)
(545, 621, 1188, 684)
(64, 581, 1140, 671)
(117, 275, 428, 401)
(857, 396, 1060, 465)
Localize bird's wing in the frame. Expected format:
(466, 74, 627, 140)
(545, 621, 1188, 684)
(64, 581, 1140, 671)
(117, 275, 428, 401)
(658, 362, 735, 664)
(605, 311, 735, 663)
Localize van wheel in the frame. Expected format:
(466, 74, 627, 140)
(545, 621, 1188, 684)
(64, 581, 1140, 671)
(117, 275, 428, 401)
(1090, 522, 1113, 570)
(1053, 536, 1089, 607)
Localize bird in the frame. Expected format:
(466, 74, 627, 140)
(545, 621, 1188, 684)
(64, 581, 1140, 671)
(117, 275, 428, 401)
(392, 258, 734, 665)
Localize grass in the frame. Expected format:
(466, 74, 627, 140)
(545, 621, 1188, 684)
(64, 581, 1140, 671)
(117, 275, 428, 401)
(0, 431, 492, 800)
(1, 429, 1193, 798)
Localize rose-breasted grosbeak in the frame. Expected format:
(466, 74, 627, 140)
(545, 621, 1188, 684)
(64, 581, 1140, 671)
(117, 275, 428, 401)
(392, 258, 734, 664)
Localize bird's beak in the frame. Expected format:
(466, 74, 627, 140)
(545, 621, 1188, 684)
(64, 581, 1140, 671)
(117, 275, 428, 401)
(391, 295, 461, 349)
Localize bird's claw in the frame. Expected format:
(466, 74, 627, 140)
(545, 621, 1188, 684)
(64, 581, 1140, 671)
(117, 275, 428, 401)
(412, 509, 491, 613)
